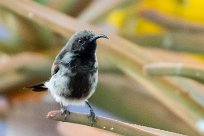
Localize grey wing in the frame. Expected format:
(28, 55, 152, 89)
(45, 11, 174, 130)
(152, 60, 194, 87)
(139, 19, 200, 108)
(51, 60, 74, 76)
(51, 61, 60, 76)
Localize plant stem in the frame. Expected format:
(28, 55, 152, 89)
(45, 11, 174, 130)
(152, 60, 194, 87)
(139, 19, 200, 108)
(144, 62, 204, 83)
(47, 110, 184, 136)
(139, 9, 204, 33)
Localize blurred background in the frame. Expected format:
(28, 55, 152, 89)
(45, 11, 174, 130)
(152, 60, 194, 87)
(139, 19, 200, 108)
(0, 0, 204, 135)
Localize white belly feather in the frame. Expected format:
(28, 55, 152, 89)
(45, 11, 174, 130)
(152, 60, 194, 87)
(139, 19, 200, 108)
(45, 52, 98, 106)
(45, 67, 98, 106)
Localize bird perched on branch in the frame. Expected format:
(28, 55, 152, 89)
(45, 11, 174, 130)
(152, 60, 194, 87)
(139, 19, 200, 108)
(28, 30, 108, 123)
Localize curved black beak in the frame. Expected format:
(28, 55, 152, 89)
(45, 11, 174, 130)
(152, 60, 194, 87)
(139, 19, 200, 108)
(89, 34, 108, 43)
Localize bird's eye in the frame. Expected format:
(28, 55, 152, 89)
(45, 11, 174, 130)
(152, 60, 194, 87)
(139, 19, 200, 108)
(78, 39, 83, 44)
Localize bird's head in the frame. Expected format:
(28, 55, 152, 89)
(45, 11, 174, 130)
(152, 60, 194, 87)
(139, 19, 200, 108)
(66, 30, 108, 55)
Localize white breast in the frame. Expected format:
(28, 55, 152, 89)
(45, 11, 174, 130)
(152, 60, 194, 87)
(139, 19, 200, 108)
(87, 70, 98, 99)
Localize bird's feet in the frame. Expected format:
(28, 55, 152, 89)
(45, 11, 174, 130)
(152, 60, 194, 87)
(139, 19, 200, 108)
(60, 102, 70, 121)
(85, 101, 96, 126)
(88, 109, 96, 126)
(61, 108, 70, 121)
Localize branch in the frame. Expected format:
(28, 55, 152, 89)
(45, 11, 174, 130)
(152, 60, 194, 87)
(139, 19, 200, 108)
(0, 53, 51, 92)
(128, 33, 204, 55)
(47, 110, 183, 136)
(144, 62, 204, 83)
(139, 9, 204, 33)
(106, 54, 204, 135)
(78, 0, 123, 22)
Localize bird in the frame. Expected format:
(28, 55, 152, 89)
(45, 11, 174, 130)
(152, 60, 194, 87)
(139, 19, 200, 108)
(28, 30, 108, 123)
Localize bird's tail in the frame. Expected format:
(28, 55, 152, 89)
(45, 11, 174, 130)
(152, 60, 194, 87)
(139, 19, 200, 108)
(26, 83, 47, 92)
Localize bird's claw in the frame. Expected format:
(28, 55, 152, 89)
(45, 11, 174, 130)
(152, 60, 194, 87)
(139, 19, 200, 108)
(61, 109, 70, 121)
(88, 110, 96, 126)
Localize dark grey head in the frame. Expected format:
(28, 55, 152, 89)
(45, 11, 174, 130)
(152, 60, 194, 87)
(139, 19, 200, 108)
(66, 30, 108, 55)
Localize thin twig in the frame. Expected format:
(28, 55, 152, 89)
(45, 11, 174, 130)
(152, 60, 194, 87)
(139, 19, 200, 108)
(78, 0, 123, 22)
(128, 33, 204, 55)
(47, 110, 184, 136)
(139, 9, 204, 33)
(144, 62, 204, 83)
(0, 53, 51, 92)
